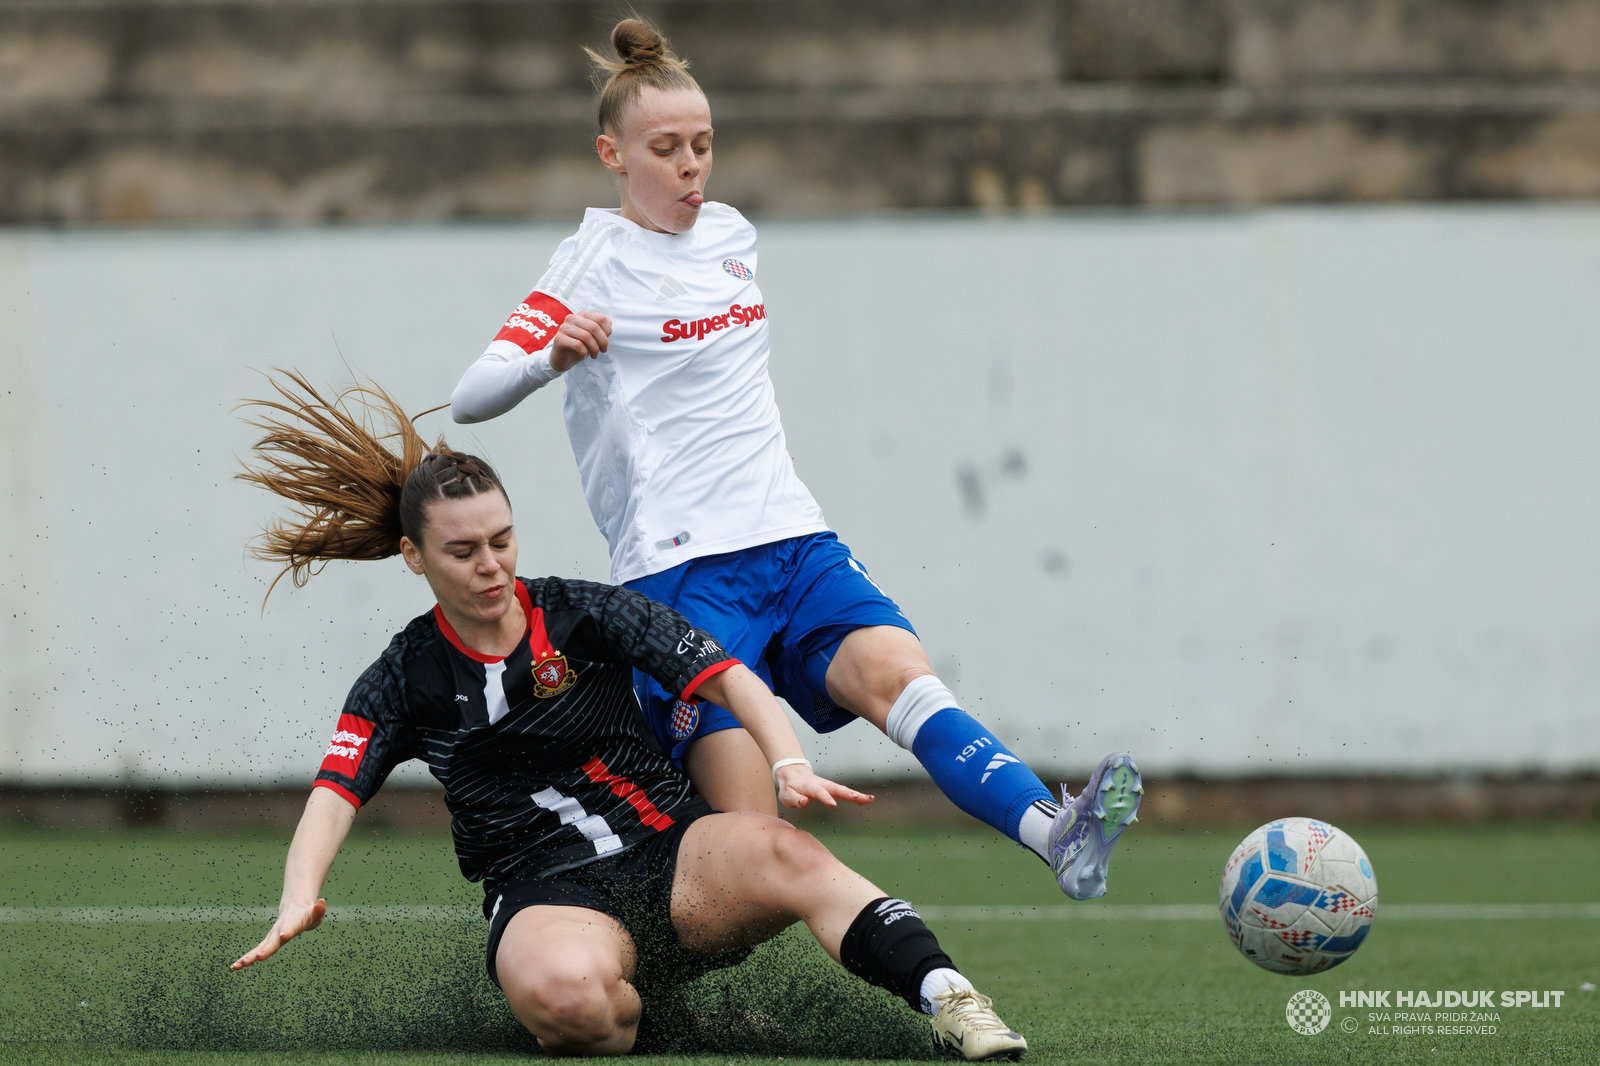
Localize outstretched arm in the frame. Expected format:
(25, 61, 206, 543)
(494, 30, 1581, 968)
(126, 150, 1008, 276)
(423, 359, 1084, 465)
(451, 311, 613, 424)
(692, 664, 873, 811)
(231, 787, 357, 970)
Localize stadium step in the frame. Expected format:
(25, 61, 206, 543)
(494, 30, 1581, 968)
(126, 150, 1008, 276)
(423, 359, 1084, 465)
(3, 0, 1598, 224)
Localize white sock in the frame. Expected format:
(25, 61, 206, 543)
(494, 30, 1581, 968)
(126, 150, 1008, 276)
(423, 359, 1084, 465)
(1016, 796, 1061, 863)
(884, 674, 957, 750)
(920, 967, 975, 1016)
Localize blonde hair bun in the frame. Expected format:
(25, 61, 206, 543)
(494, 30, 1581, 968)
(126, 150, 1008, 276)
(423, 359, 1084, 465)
(585, 15, 700, 133)
(611, 18, 668, 68)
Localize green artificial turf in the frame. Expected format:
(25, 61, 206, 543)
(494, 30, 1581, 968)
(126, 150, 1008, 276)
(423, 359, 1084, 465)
(2, 822, 1596, 1064)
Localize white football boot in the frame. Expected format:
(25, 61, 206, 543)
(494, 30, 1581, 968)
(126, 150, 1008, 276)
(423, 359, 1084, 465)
(1050, 751, 1143, 900)
(930, 988, 1028, 1061)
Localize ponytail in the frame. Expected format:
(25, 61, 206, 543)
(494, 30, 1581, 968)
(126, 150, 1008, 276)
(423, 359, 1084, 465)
(237, 370, 504, 601)
(585, 16, 701, 134)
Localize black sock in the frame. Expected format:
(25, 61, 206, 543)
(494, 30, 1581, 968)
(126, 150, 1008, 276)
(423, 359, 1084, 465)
(838, 897, 957, 1011)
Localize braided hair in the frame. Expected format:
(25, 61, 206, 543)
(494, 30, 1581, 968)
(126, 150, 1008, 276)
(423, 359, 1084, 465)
(237, 370, 505, 600)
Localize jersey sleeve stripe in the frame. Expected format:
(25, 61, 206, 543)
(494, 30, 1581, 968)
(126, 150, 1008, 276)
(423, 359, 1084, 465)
(541, 223, 606, 296)
(681, 657, 739, 701)
(545, 223, 626, 301)
(312, 778, 363, 809)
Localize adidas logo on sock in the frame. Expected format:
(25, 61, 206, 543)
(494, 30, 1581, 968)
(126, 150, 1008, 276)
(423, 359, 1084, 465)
(877, 898, 920, 924)
(980, 752, 1020, 783)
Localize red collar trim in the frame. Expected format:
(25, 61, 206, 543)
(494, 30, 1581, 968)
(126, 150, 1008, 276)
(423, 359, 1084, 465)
(432, 581, 535, 664)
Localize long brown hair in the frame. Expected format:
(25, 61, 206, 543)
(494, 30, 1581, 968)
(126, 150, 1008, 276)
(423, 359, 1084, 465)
(585, 16, 700, 134)
(237, 370, 504, 601)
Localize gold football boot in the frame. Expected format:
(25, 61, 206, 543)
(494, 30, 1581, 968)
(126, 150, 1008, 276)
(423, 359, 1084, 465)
(930, 988, 1028, 1061)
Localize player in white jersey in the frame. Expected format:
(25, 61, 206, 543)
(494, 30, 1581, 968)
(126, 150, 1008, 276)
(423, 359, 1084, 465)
(451, 17, 1142, 902)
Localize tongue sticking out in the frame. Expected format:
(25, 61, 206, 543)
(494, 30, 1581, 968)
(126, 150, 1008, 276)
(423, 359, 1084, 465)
(682, 192, 703, 207)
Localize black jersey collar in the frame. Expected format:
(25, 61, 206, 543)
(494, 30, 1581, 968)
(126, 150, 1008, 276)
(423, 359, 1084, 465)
(431, 581, 535, 664)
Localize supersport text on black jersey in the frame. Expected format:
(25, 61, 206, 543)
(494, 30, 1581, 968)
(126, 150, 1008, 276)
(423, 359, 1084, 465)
(313, 577, 736, 887)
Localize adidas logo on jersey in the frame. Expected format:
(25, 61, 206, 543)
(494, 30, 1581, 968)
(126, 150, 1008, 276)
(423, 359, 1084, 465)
(653, 275, 688, 304)
(659, 302, 766, 343)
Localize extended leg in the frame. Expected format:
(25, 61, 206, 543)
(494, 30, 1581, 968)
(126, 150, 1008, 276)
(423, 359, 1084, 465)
(495, 905, 641, 1056)
(824, 627, 1142, 898)
(671, 811, 880, 957)
(823, 626, 1060, 859)
(671, 812, 1027, 1059)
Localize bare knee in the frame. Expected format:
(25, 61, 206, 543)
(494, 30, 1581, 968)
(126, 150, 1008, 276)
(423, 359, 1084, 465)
(826, 627, 934, 726)
(502, 957, 635, 1054)
(770, 825, 840, 885)
(886, 663, 935, 701)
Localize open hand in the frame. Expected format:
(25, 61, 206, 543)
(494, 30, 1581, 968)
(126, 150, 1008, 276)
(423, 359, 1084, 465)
(231, 898, 327, 970)
(549, 311, 614, 372)
(775, 764, 874, 811)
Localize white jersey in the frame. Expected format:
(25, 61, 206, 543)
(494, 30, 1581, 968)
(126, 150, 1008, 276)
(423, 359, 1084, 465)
(453, 203, 828, 584)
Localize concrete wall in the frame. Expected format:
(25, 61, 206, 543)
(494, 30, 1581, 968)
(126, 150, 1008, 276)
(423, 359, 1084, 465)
(3, 204, 1599, 788)
(3, 0, 1599, 224)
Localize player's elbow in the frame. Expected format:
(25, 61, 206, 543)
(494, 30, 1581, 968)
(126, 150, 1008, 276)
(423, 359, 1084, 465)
(449, 382, 487, 424)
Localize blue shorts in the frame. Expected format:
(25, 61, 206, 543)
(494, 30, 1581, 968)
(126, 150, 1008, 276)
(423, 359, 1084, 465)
(624, 532, 914, 763)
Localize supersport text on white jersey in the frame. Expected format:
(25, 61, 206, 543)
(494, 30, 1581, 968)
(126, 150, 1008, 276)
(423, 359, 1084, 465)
(453, 204, 828, 584)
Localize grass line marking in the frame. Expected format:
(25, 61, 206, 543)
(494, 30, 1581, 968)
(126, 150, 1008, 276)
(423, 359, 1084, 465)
(1, 902, 1596, 924)
(0, 905, 474, 924)
(920, 902, 1600, 922)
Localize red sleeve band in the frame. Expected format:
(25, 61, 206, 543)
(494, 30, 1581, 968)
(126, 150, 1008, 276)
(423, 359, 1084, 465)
(494, 291, 573, 355)
(681, 658, 739, 701)
(319, 713, 375, 778)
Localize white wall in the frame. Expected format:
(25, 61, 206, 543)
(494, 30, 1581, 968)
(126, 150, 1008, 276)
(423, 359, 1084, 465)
(3, 205, 1598, 787)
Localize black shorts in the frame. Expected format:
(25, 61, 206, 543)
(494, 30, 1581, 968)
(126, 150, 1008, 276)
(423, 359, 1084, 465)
(483, 806, 751, 992)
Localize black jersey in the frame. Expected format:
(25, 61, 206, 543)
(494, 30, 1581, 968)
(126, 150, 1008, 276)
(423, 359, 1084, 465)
(313, 576, 735, 886)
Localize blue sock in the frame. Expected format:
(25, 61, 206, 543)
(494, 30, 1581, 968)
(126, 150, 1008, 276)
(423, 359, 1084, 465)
(910, 707, 1053, 843)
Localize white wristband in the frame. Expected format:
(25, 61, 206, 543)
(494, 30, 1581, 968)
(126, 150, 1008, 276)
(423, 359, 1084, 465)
(771, 758, 811, 782)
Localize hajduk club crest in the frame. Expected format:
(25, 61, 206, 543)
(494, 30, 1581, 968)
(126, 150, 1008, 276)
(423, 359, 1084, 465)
(531, 653, 577, 698)
(669, 700, 699, 740)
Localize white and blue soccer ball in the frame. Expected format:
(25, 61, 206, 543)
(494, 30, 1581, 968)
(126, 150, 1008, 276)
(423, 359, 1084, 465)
(1219, 817, 1377, 975)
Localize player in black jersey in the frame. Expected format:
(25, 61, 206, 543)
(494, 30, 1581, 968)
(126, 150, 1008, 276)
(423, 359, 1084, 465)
(228, 373, 1028, 1060)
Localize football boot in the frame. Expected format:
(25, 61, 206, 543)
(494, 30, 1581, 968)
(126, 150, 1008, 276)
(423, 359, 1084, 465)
(930, 988, 1027, 1061)
(1050, 751, 1142, 900)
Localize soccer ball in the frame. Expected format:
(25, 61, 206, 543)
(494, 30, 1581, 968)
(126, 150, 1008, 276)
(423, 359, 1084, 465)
(1218, 817, 1377, 975)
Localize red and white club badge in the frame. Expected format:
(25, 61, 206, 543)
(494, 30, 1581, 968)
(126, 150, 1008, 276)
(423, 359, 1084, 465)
(669, 700, 699, 740)
(531, 653, 577, 698)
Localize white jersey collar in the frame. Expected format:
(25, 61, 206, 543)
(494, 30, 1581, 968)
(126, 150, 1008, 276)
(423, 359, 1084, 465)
(583, 205, 703, 249)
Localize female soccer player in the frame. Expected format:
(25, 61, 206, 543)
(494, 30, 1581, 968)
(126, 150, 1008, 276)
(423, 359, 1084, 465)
(450, 18, 1141, 901)
(229, 373, 1027, 1060)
